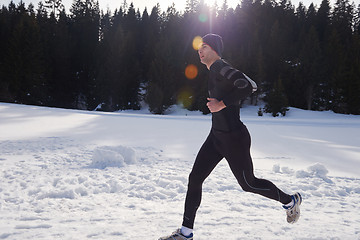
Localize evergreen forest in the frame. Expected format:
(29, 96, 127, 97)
(0, 0, 360, 115)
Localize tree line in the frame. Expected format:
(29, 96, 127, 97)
(0, 0, 359, 115)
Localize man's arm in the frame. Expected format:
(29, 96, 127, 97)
(207, 98, 226, 113)
(220, 66, 257, 106)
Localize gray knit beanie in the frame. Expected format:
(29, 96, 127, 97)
(202, 33, 224, 57)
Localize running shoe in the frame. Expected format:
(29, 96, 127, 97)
(158, 229, 193, 240)
(283, 192, 302, 224)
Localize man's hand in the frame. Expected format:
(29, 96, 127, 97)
(207, 98, 226, 113)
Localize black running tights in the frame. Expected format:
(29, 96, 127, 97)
(182, 125, 292, 229)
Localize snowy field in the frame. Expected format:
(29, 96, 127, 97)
(0, 102, 360, 240)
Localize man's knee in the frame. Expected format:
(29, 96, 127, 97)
(238, 179, 255, 193)
(237, 171, 260, 193)
(188, 171, 206, 188)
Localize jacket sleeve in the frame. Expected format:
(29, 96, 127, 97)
(219, 65, 257, 106)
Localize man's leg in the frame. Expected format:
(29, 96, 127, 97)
(182, 131, 223, 229)
(220, 126, 292, 204)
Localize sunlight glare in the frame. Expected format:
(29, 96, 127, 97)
(177, 87, 194, 108)
(192, 36, 203, 51)
(185, 64, 198, 80)
(198, 13, 208, 22)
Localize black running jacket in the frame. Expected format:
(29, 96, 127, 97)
(208, 59, 257, 132)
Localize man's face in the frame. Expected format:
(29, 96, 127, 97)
(198, 43, 219, 65)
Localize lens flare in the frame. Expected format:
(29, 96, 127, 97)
(192, 36, 203, 50)
(185, 64, 198, 80)
(177, 87, 194, 108)
(198, 13, 208, 22)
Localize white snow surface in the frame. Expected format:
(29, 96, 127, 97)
(0, 102, 360, 239)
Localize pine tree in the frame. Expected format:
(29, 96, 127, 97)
(138, 7, 149, 81)
(96, 3, 142, 111)
(264, 77, 289, 117)
(325, 0, 355, 113)
(254, 47, 265, 106)
(2, 1, 46, 105)
(326, 28, 348, 113)
(185, 0, 199, 13)
(44, 0, 64, 17)
(0, 4, 11, 101)
(332, 0, 354, 44)
(346, 34, 360, 114)
(355, 4, 360, 35)
(96, 12, 126, 111)
(69, 0, 100, 109)
(299, 26, 323, 110)
(45, 8, 73, 108)
(119, 2, 141, 110)
(146, 5, 183, 114)
(142, 5, 161, 82)
(316, 0, 331, 43)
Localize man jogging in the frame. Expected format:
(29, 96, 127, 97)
(159, 34, 302, 240)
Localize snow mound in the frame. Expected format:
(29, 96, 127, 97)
(273, 163, 332, 183)
(296, 163, 332, 183)
(37, 189, 76, 200)
(90, 146, 137, 169)
(272, 164, 294, 174)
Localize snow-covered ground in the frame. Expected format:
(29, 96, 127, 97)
(0, 102, 359, 239)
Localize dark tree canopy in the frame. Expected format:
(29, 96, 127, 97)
(0, 0, 359, 115)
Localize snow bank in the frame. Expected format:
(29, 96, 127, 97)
(274, 163, 333, 183)
(1, 103, 360, 239)
(296, 163, 333, 183)
(90, 145, 137, 169)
